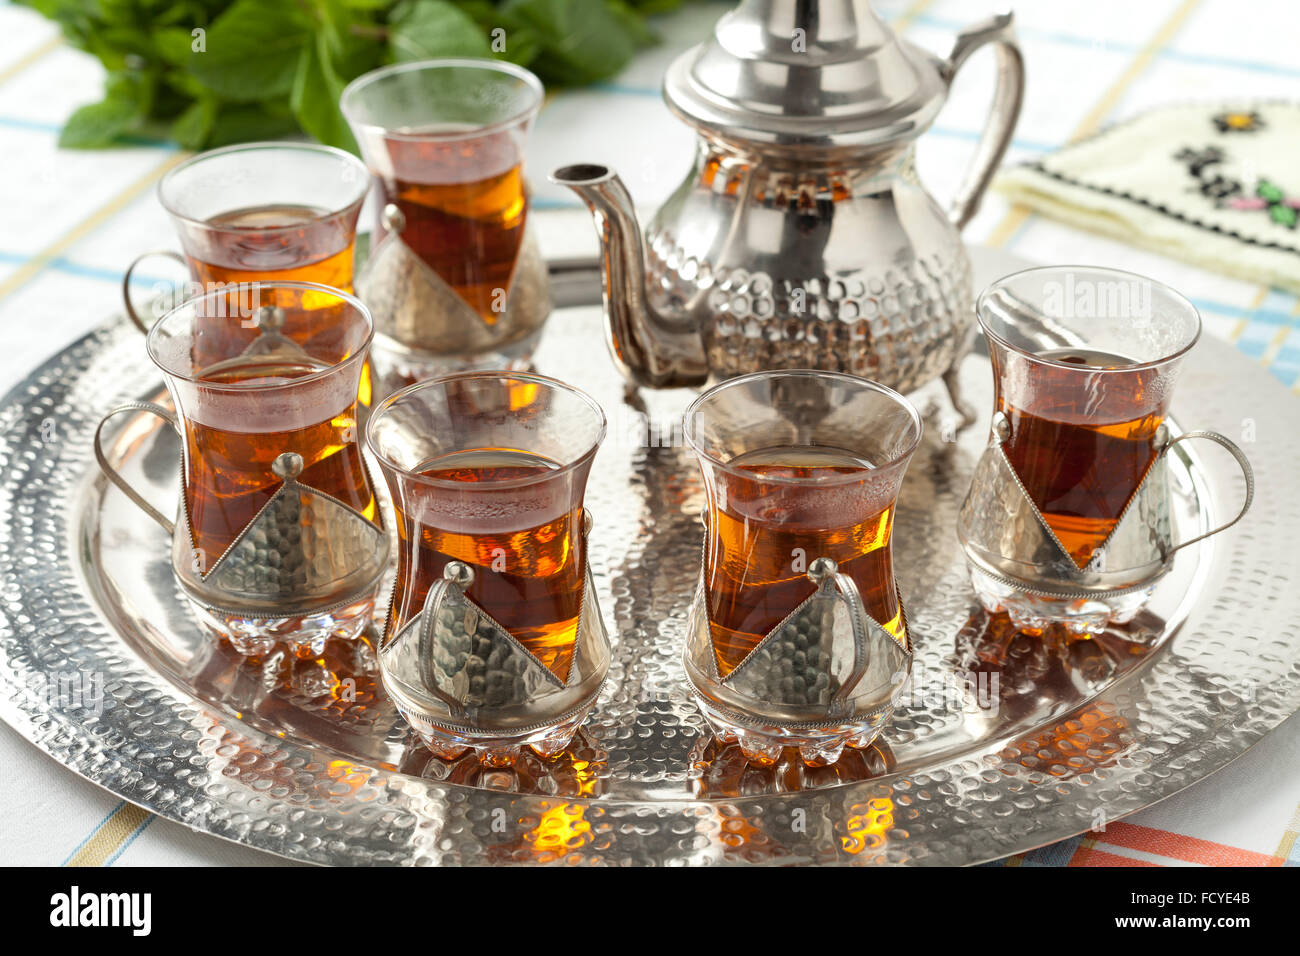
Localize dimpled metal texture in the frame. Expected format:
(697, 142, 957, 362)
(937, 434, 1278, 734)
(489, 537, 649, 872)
(2, 286, 1299, 864)
(647, 234, 973, 393)
(203, 479, 386, 609)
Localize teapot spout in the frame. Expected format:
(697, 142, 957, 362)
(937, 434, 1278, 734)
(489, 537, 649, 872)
(549, 164, 708, 389)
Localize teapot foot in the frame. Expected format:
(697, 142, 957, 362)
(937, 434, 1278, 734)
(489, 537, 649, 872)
(942, 361, 978, 429)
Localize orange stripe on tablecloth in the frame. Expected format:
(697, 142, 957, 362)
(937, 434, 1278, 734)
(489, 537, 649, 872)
(1093, 822, 1284, 867)
(1070, 845, 1160, 867)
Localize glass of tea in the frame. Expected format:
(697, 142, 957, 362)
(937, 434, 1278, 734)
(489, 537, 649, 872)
(958, 266, 1253, 635)
(682, 370, 920, 767)
(94, 282, 389, 657)
(123, 143, 370, 333)
(341, 59, 552, 398)
(366, 371, 609, 765)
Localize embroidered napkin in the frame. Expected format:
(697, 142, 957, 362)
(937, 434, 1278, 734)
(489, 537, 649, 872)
(996, 103, 1300, 294)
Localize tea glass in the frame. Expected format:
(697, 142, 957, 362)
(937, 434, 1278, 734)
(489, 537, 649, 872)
(682, 370, 920, 767)
(341, 59, 552, 397)
(95, 282, 389, 657)
(957, 266, 1254, 634)
(366, 371, 608, 765)
(123, 143, 370, 333)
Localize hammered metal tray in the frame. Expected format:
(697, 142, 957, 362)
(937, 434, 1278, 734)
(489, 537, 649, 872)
(2, 251, 1298, 865)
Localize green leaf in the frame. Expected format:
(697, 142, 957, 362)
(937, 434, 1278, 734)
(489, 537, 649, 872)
(58, 71, 152, 148)
(607, 0, 658, 47)
(170, 95, 217, 149)
(207, 102, 301, 147)
(1269, 205, 1297, 229)
(388, 0, 492, 61)
(291, 32, 358, 152)
(20, 0, 677, 151)
(1257, 180, 1285, 203)
(187, 0, 313, 102)
(153, 26, 199, 67)
(501, 0, 640, 85)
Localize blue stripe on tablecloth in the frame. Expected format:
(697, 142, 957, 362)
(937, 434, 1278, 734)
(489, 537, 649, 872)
(0, 249, 174, 286)
(59, 801, 127, 866)
(914, 13, 1300, 79)
(0, 113, 175, 147)
(1234, 321, 1274, 360)
(1191, 297, 1300, 329)
(103, 813, 155, 866)
(1267, 335, 1300, 387)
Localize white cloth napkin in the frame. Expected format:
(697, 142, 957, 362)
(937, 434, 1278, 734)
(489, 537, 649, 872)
(996, 102, 1300, 294)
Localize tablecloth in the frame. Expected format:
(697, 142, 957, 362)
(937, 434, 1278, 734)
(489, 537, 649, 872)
(0, 0, 1296, 867)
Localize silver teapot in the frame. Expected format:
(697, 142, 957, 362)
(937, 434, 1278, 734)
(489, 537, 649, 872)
(551, 0, 1023, 412)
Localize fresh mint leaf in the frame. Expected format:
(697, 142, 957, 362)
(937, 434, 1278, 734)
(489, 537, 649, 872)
(170, 95, 216, 149)
(58, 71, 152, 148)
(291, 33, 359, 152)
(207, 102, 300, 147)
(153, 26, 199, 67)
(187, 0, 313, 101)
(502, 0, 640, 85)
(388, 0, 492, 61)
(21, 0, 688, 150)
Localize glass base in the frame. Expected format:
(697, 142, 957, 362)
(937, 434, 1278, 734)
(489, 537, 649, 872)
(966, 564, 1154, 636)
(189, 594, 377, 659)
(692, 695, 892, 768)
(398, 702, 598, 767)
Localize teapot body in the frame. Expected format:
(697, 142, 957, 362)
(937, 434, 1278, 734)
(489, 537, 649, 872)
(645, 139, 973, 393)
(551, 4, 1023, 398)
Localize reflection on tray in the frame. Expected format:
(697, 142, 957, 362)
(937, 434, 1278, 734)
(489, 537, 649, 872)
(401, 731, 606, 797)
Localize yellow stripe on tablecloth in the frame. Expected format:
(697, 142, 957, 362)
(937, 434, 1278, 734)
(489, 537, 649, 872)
(0, 151, 191, 303)
(1273, 801, 1300, 860)
(985, 0, 1204, 249)
(1228, 287, 1270, 344)
(1260, 324, 1292, 367)
(1069, 0, 1202, 143)
(0, 34, 62, 87)
(65, 802, 151, 867)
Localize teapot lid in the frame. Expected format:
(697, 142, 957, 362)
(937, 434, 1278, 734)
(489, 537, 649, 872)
(663, 0, 947, 151)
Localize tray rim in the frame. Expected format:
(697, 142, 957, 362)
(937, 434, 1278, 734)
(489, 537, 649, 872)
(2, 305, 1297, 866)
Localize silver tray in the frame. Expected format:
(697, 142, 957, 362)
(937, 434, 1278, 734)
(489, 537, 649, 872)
(2, 250, 1298, 866)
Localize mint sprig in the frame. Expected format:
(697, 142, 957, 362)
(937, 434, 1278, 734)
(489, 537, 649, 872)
(20, 0, 692, 151)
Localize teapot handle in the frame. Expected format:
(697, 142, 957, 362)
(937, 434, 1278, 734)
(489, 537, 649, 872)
(940, 11, 1026, 231)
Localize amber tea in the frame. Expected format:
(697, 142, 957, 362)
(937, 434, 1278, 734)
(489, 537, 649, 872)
(183, 355, 377, 566)
(705, 445, 905, 678)
(995, 346, 1166, 568)
(386, 448, 585, 683)
(186, 203, 357, 291)
(376, 132, 528, 321)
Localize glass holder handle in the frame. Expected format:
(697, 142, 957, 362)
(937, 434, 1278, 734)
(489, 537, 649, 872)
(1160, 429, 1255, 557)
(93, 401, 179, 535)
(416, 562, 476, 720)
(121, 250, 187, 334)
(807, 557, 872, 717)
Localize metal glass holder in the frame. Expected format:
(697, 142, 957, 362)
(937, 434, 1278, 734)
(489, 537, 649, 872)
(958, 412, 1254, 633)
(94, 403, 389, 656)
(379, 511, 610, 765)
(358, 205, 552, 395)
(684, 556, 913, 767)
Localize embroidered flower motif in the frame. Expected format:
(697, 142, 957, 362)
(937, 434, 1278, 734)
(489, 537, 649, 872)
(1225, 179, 1300, 228)
(1213, 110, 1265, 134)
